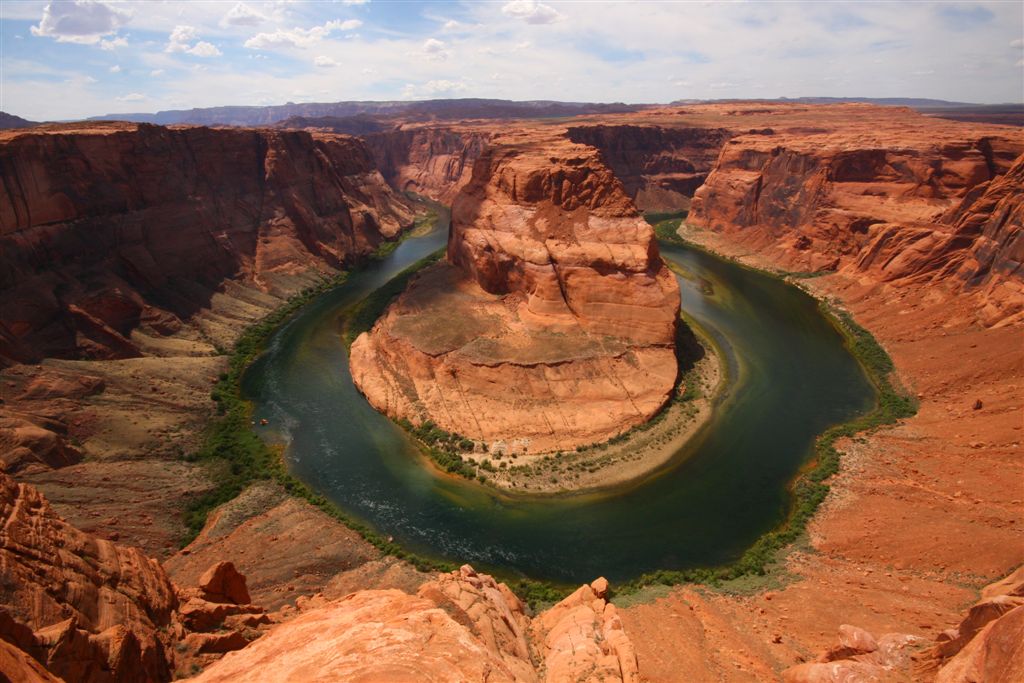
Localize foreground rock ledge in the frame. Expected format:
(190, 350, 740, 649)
(350, 131, 681, 454)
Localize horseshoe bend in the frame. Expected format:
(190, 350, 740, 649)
(3, 4, 1024, 681)
(350, 131, 686, 463)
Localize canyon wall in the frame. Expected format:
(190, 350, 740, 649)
(0, 122, 414, 365)
(363, 124, 491, 204)
(686, 110, 1024, 322)
(566, 123, 731, 212)
(350, 131, 680, 453)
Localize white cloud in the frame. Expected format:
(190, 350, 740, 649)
(150, 69, 165, 77)
(315, 55, 340, 68)
(1012, 38, 1024, 48)
(99, 36, 127, 51)
(343, 0, 369, 4)
(31, 0, 131, 44)
(221, 3, 265, 27)
(166, 25, 198, 52)
(189, 41, 222, 57)
(419, 37, 450, 61)
(166, 26, 221, 57)
(116, 93, 146, 102)
(501, 1, 563, 25)
(442, 20, 463, 31)
(109, 64, 121, 73)
(245, 19, 362, 50)
(403, 79, 468, 98)
(423, 38, 446, 53)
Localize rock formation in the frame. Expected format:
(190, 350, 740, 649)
(190, 565, 638, 683)
(363, 124, 492, 203)
(0, 471, 177, 681)
(567, 124, 731, 211)
(0, 122, 414, 364)
(685, 104, 1024, 323)
(780, 566, 1024, 683)
(0, 471, 274, 681)
(351, 131, 680, 453)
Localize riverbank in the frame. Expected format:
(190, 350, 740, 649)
(617, 219, 1023, 680)
(457, 318, 722, 494)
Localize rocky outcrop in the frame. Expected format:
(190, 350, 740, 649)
(363, 124, 491, 203)
(777, 566, 1024, 683)
(351, 131, 680, 453)
(926, 567, 1024, 682)
(855, 152, 1024, 324)
(0, 122, 414, 364)
(0, 471, 274, 681)
(189, 565, 638, 683)
(0, 471, 177, 680)
(567, 124, 731, 211)
(687, 106, 1024, 323)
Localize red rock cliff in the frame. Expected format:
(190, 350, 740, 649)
(363, 124, 491, 203)
(350, 131, 680, 453)
(567, 123, 732, 212)
(0, 122, 414, 364)
(687, 107, 1024, 322)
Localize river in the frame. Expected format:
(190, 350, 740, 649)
(241, 210, 874, 584)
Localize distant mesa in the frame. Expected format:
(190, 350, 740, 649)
(0, 112, 39, 129)
(87, 98, 645, 127)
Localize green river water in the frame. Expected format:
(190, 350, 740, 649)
(241, 211, 875, 584)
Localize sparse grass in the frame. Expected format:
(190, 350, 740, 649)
(645, 210, 688, 244)
(341, 247, 445, 348)
(612, 228, 918, 600)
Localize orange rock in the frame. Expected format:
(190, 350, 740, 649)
(0, 471, 175, 681)
(935, 605, 1024, 683)
(351, 131, 680, 452)
(199, 562, 252, 605)
(0, 639, 61, 683)
(365, 124, 491, 204)
(190, 566, 639, 683)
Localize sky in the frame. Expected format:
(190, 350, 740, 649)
(1, 0, 1022, 121)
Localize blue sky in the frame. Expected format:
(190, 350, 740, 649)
(2, 0, 1022, 121)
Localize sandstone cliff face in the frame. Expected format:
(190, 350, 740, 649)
(190, 565, 639, 683)
(0, 122, 414, 364)
(0, 471, 177, 681)
(855, 152, 1024, 324)
(567, 124, 731, 212)
(364, 124, 491, 203)
(351, 132, 680, 453)
(0, 472, 277, 682)
(688, 114, 1024, 323)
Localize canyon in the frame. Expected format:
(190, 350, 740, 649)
(0, 102, 1021, 681)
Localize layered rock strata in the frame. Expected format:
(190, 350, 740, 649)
(363, 124, 492, 203)
(686, 105, 1024, 323)
(351, 132, 680, 453)
(0, 122, 414, 364)
(0, 472, 273, 682)
(567, 124, 731, 211)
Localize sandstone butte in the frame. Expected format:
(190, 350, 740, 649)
(350, 130, 681, 453)
(0, 102, 1023, 681)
